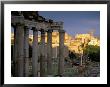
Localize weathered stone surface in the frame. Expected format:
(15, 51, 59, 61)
(32, 27, 39, 76)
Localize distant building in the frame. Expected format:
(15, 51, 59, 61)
(88, 37, 100, 46)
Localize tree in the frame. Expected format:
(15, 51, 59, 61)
(85, 45, 100, 62)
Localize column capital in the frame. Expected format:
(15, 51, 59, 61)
(16, 22, 24, 27)
(11, 16, 24, 25)
(40, 29, 45, 34)
(59, 30, 65, 33)
(31, 27, 38, 31)
(47, 29, 53, 33)
(11, 23, 16, 29)
(24, 26, 29, 29)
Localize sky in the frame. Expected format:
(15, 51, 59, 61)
(39, 11, 100, 37)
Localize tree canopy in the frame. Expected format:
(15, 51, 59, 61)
(84, 45, 100, 62)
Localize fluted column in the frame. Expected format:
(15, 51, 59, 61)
(24, 26, 29, 77)
(32, 27, 38, 76)
(16, 23, 24, 77)
(58, 29, 65, 76)
(40, 29, 46, 77)
(47, 29, 53, 76)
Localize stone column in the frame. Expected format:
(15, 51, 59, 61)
(58, 30, 65, 76)
(47, 29, 53, 76)
(16, 23, 24, 77)
(13, 26, 17, 76)
(24, 26, 29, 77)
(40, 29, 46, 77)
(32, 27, 38, 77)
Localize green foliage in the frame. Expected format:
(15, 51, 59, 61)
(85, 45, 100, 53)
(84, 45, 100, 62)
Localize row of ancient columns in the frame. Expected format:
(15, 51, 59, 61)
(12, 18, 65, 77)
